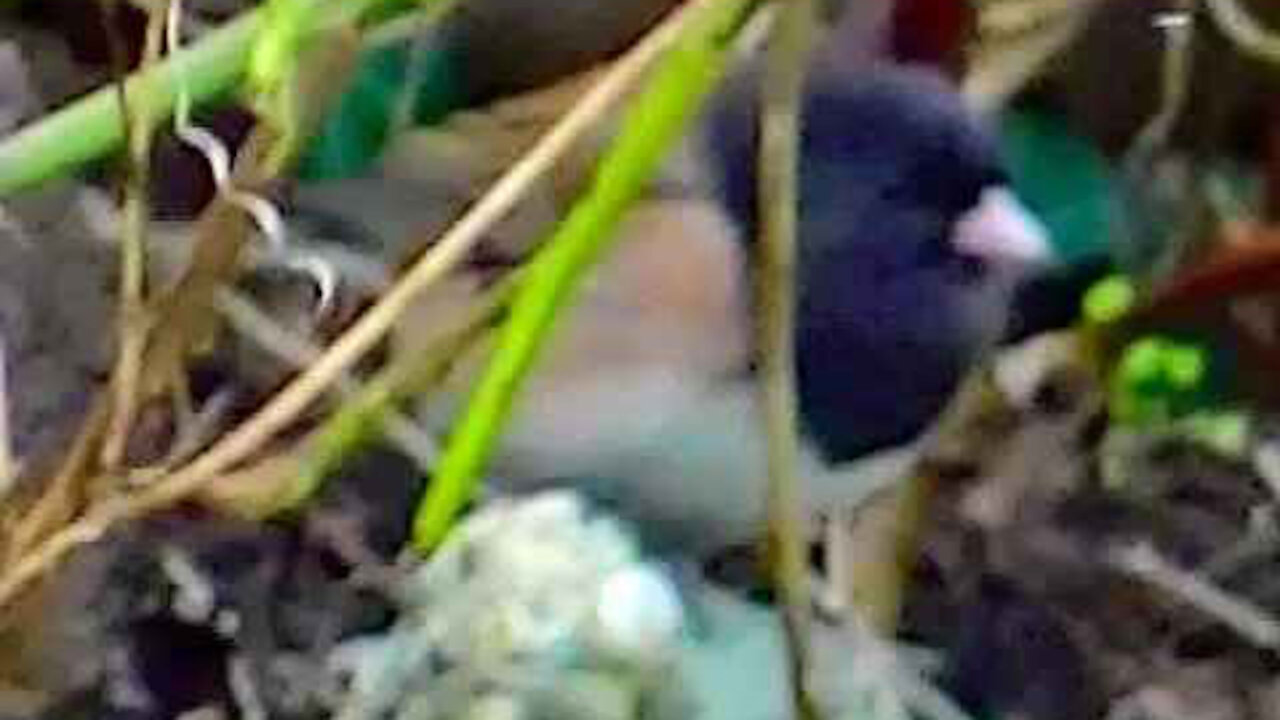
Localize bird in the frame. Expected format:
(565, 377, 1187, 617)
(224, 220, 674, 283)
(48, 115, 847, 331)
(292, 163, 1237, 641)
(285, 37, 1058, 555)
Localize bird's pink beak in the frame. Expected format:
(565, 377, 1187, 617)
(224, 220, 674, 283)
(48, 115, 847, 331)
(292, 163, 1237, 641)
(951, 186, 1055, 271)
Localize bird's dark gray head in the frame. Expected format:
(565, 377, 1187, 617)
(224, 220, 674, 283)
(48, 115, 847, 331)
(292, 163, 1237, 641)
(700, 64, 1053, 461)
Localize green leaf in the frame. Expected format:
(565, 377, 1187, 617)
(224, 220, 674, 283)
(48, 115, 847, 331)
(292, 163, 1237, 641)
(1109, 333, 1227, 425)
(1082, 274, 1136, 326)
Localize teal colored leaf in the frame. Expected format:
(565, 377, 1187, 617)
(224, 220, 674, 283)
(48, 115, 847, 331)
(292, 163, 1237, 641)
(997, 107, 1119, 267)
(295, 38, 466, 180)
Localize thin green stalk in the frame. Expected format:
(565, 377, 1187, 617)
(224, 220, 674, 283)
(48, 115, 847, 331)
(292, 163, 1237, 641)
(410, 0, 762, 553)
(0, 0, 412, 197)
(0, 10, 260, 196)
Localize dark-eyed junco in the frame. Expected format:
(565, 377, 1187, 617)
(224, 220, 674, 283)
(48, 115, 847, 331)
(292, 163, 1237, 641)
(290, 42, 1056, 554)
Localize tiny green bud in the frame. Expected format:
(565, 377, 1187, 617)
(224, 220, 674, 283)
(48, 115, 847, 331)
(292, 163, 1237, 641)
(1083, 274, 1137, 326)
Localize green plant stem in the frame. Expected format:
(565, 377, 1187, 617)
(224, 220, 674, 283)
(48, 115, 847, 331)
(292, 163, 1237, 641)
(0, 0, 409, 197)
(0, 10, 259, 196)
(410, 0, 761, 553)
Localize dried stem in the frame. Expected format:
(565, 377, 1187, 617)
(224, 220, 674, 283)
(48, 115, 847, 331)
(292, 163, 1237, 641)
(3, 399, 111, 563)
(1130, 0, 1197, 166)
(212, 288, 441, 469)
(0, 0, 714, 611)
(0, 339, 14, 499)
(1123, 0, 1198, 287)
(1111, 541, 1280, 650)
(101, 0, 170, 469)
(841, 361, 1009, 635)
(1205, 0, 1280, 66)
(758, 0, 821, 717)
(963, 0, 1102, 112)
(2, 0, 166, 559)
(282, 278, 516, 515)
(978, 0, 1088, 37)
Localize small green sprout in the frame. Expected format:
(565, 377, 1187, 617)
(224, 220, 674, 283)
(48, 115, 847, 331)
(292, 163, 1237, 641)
(1164, 342, 1207, 390)
(1110, 335, 1211, 425)
(1082, 273, 1137, 327)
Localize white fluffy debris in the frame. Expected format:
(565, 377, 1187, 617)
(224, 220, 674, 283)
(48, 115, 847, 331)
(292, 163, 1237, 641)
(327, 489, 969, 720)
(329, 490, 687, 720)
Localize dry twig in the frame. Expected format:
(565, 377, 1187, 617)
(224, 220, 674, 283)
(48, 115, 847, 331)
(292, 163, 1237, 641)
(963, 0, 1103, 112)
(0, 339, 16, 499)
(758, 0, 821, 716)
(1111, 541, 1280, 650)
(100, 0, 170, 469)
(213, 289, 440, 469)
(1205, 0, 1280, 66)
(840, 362, 1011, 635)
